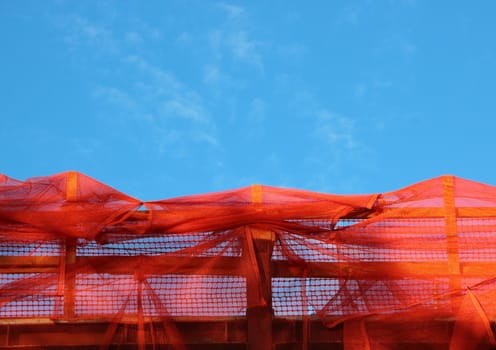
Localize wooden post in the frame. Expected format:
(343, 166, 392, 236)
(246, 230, 275, 350)
(64, 240, 77, 319)
(246, 185, 275, 350)
(137, 277, 145, 350)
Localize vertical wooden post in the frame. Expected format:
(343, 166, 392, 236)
(442, 176, 462, 309)
(64, 239, 77, 319)
(246, 231, 275, 350)
(246, 185, 275, 350)
(137, 277, 145, 350)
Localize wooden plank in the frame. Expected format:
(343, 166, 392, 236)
(0, 256, 59, 267)
(0, 318, 456, 347)
(2, 254, 496, 279)
(0, 267, 58, 273)
(276, 260, 496, 279)
(76, 255, 244, 276)
(0, 256, 59, 273)
(0, 320, 247, 346)
(273, 260, 452, 279)
(0, 255, 241, 275)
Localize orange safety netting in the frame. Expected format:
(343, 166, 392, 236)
(1, 171, 496, 349)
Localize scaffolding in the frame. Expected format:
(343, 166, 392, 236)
(0, 172, 495, 349)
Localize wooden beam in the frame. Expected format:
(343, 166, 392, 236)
(63, 240, 77, 319)
(76, 255, 244, 276)
(272, 260, 455, 279)
(0, 256, 59, 267)
(2, 255, 496, 279)
(0, 318, 457, 348)
(246, 228, 275, 350)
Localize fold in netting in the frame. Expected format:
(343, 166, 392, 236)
(0, 172, 377, 239)
(2, 171, 496, 349)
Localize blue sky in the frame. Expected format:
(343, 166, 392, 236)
(1, 1, 496, 200)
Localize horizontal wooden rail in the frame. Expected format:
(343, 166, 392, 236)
(1, 255, 495, 279)
(0, 318, 453, 348)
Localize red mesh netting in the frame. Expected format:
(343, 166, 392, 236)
(1, 171, 496, 349)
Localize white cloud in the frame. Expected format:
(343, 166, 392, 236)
(277, 43, 307, 62)
(125, 55, 182, 93)
(125, 31, 143, 45)
(345, 9, 360, 25)
(161, 98, 208, 124)
(354, 83, 367, 98)
(93, 86, 136, 110)
(402, 42, 416, 56)
(191, 130, 219, 146)
(202, 64, 244, 93)
(227, 31, 263, 69)
(207, 5, 264, 72)
(58, 15, 116, 53)
(373, 35, 417, 62)
(373, 79, 393, 88)
(314, 110, 357, 150)
(207, 29, 265, 71)
(249, 98, 266, 122)
(57, 12, 219, 151)
(56, 13, 164, 57)
(176, 31, 193, 46)
(203, 64, 221, 85)
(353, 79, 393, 98)
(208, 30, 224, 60)
(285, 88, 378, 193)
(71, 138, 101, 159)
(336, 5, 362, 26)
(122, 55, 218, 148)
(217, 3, 246, 19)
(389, 0, 416, 6)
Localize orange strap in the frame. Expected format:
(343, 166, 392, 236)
(251, 184, 263, 203)
(66, 171, 78, 201)
(443, 176, 462, 294)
